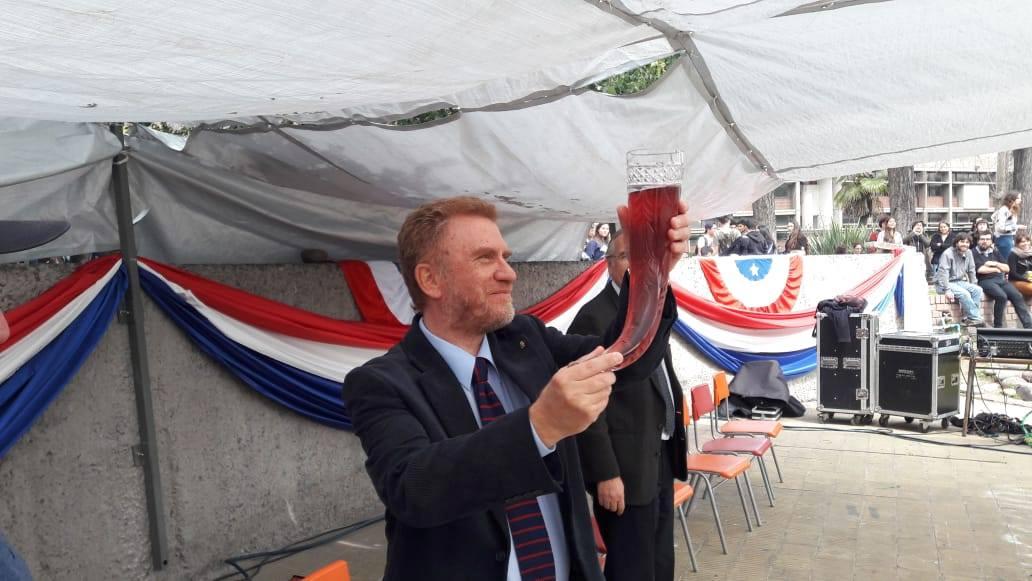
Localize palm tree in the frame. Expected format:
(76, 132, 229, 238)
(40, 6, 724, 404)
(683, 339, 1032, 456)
(835, 171, 887, 224)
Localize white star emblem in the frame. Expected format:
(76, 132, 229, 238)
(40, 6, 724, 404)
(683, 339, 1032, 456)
(749, 263, 760, 278)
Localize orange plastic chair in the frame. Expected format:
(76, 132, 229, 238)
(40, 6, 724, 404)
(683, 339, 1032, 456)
(303, 560, 350, 581)
(713, 371, 785, 483)
(681, 391, 761, 555)
(673, 482, 699, 572)
(692, 385, 776, 508)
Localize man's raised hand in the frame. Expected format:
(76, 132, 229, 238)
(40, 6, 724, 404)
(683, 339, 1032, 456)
(529, 347, 622, 448)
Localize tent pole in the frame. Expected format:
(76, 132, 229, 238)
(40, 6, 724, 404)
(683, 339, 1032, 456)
(111, 123, 169, 570)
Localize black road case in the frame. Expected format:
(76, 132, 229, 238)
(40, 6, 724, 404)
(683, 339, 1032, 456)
(816, 312, 878, 425)
(876, 331, 961, 432)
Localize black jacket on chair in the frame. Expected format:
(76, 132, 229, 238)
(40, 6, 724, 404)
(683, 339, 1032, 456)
(568, 283, 688, 505)
(343, 282, 677, 581)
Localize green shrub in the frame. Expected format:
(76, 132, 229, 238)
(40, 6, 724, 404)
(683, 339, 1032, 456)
(806, 223, 870, 255)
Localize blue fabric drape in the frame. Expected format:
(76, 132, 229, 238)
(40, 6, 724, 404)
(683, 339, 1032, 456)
(672, 320, 816, 378)
(139, 268, 352, 429)
(894, 269, 905, 317)
(0, 270, 127, 459)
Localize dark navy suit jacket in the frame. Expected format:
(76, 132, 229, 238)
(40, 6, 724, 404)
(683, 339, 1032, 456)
(343, 281, 676, 581)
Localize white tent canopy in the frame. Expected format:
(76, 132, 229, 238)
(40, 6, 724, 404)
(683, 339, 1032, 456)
(2, 0, 1032, 263)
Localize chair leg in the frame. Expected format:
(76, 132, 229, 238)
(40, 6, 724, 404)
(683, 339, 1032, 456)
(677, 505, 699, 573)
(685, 474, 701, 516)
(733, 476, 753, 533)
(743, 471, 763, 527)
(770, 443, 784, 483)
(700, 476, 727, 555)
(757, 457, 775, 507)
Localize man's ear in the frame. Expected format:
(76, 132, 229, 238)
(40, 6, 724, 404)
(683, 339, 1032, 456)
(415, 262, 443, 301)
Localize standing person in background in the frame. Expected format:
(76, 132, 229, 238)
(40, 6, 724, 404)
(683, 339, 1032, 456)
(757, 224, 775, 254)
(584, 223, 611, 261)
(715, 215, 739, 256)
(695, 222, 717, 257)
(876, 216, 903, 245)
(727, 219, 766, 256)
(903, 220, 931, 280)
(569, 231, 687, 581)
(1007, 233, 1032, 299)
(783, 221, 809, 254)
(972, 218, 993, 241)
(869, 215, 888, 242)
(930, 221, 954, 277)
(992, 191, 1022, 259)
(581, 223, 599, 260)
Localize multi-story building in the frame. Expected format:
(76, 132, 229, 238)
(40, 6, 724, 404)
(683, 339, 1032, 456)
(702, 154, 1002, 245)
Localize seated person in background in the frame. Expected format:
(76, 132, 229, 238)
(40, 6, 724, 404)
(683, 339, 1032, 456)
(972, 233, 1032, 329)
(935, 233, 985, 327)
(852, 242, 865, 254)
(727, 218, 766, 255)
(1007, 233, 1032, 299)
(834, 245, 848, 255)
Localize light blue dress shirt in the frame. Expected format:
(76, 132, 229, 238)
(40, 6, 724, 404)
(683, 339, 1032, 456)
(419, 319, 569, 581)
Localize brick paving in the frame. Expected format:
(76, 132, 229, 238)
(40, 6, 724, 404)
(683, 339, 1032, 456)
(249, 411, 1032, 581)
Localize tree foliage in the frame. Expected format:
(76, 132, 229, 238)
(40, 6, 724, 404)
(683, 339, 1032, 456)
(592, 56, 679, 95)
(836, 171, 888, 224)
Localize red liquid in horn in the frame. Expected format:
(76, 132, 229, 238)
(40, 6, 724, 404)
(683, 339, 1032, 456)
(606, 184, 681, 369)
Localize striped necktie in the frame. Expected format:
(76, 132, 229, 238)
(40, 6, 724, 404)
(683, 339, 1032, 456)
(472, 356, 556, 581)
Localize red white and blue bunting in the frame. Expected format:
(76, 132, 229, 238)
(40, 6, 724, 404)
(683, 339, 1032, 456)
(699, 255, 804, 313)
(0, 256, 126, 458)
(0, 251, 926, 447)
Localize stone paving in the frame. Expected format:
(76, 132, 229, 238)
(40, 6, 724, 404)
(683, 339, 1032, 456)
(251, 411, 1032, 581)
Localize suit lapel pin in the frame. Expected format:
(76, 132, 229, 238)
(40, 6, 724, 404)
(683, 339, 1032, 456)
(519, 339, 526, 349)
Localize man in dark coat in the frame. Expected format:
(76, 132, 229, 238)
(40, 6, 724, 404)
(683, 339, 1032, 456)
(343, 196, 693, 581)
(727, 218, 766, 255)
(568, 230, 688, 581)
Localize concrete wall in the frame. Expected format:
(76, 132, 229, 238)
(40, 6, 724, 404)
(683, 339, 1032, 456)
(0, 256, 899, 579)
(0, 261, 586, 580)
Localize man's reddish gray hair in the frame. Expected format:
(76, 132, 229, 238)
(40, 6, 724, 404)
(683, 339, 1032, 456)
(397, 196, 498, 311)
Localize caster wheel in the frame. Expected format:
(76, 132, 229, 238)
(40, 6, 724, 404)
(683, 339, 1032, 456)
(919, 422, 931, 433)
(863, 414, 875, 425)
(818, 412, 830, 423)
(878, 414, 890, 427)
(904, 417, 914, 424)
(828, 412, 835, 421)
(850, 415, 862, 426)
(941, 418, 950, 429)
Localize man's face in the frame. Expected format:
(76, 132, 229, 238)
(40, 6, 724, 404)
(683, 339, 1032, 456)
(978, 235, 993, 250)
(913, 223, 924, 235)
(736, 224, 747, 233)
(430, 215, 517, 334)
(605, 235, 629, 288)
(956, 238, 971, 253)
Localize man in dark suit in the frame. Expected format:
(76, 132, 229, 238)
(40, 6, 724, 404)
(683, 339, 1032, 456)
(568, 230, 687, 581)
(343, 196, 692, 581)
